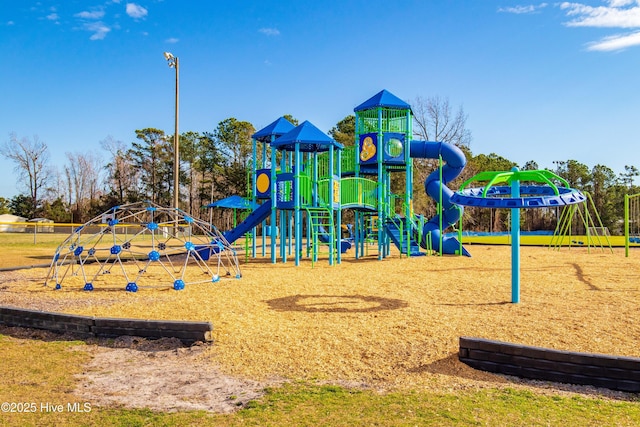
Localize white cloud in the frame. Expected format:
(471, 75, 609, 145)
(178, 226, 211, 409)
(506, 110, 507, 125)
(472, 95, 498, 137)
(587, 30, 640, 50)
(259, 27, 280, 36)
(607, 0, 635, 7)
(126, 3, 148, 19)
(75, 10, 105, 20)
(560, 1, 640, 28)
(46, 12, 59, 21)
(498, 3, 548, 14)
(84, 21, 111, 40)
(559, 0, 640, 51)
(165, 37, 179, 43)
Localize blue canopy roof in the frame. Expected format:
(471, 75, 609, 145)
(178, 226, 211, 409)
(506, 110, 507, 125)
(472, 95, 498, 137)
(252, 117, 296, 143)
(354, 89, 411, 112)
(271, 120, 343, 152)
(204, 195, 259, 210)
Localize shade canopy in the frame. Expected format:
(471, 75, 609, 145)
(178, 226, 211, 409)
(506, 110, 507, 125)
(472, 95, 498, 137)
(204, 195, 259, 210)
(252, 117, 296, 143)
(271, 120, 343, 152)
(354, 89, 411, 112)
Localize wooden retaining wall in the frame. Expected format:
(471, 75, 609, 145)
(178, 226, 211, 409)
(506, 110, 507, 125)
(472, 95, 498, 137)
(0, 306, 213, 344)
(459, 337, 640, 393)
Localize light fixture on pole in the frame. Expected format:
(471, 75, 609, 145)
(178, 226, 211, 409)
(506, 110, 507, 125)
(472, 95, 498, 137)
(164, 51, 179, 210)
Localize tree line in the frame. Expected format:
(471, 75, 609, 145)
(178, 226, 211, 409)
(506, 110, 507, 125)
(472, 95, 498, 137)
(2, 97, 638, 235)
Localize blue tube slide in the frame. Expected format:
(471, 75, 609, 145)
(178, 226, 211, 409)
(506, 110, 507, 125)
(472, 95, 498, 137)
(409, 140, 471, 256)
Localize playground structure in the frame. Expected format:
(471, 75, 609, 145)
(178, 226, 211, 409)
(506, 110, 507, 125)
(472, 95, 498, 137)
(451, 168, 585, 303)
(550, 191, 613, 253)
(45, 201, 241, 292)
(219, 89, 469, 266)
(625, 192, 640, 256)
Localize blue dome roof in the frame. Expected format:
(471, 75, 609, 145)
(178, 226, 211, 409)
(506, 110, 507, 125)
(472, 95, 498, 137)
(354, 89, 411, 112)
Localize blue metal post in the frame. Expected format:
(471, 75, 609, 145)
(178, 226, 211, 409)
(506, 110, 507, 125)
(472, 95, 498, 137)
(280, 149, 287, 262)
(311, 153, 317, 258)
(336, 146, 342, 264)
(270, 137, 278, 263)
(294, 145, 301, 266)
(251, 137, 257, 257)
(354, 111, 362, 260)
(511, 167, 521, 303)
(384, 170, 391, 258)
(439, 155, 443, 256)
(405, 109, 412, 257)
(328, 150, 335, 265)
(288, 152, 293, 258)
(377, 107, 384, 260)
(261, 140, 267, 257)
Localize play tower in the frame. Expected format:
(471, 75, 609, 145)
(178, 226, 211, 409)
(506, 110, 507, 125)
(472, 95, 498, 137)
(353, 90, 418, 259)
(236, 89, 468, 266)
(251, 119, 344, 266)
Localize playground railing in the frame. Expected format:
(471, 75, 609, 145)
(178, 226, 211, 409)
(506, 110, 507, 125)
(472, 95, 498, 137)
(298, 161, 380, 211)
(312, 147, 357, 180)
(404, 206, 425, 252)
(356, 108, 409, 133)
(394, 197, 427, 256)
(387, 214, 406, 255)
(299, 174, 313, 206)
(341, 177, 378, 209)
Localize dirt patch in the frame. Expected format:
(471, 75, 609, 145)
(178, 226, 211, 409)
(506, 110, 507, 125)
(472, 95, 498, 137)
(74, 336, 272, 413)
(0, 326, 274, 413)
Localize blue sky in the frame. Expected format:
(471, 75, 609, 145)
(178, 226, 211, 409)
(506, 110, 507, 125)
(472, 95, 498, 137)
(1, 0, 639, 198)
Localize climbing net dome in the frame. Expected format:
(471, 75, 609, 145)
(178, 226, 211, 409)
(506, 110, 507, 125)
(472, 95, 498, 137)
(46, 201, 241, 292)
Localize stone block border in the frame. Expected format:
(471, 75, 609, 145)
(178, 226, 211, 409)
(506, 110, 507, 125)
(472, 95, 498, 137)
(0, 306, 213, 344)
(459, 336, 640, 392)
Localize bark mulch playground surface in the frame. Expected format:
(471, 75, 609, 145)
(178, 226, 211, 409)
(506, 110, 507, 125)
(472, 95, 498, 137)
(1, 244, 639, 411)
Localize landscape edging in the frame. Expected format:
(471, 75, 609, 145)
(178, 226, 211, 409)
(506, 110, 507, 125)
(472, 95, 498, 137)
(459, 336, 640, 392)
(0, 305, 213, 344)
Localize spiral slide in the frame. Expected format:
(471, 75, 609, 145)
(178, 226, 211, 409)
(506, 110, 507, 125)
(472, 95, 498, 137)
(409, 140, 471, 257)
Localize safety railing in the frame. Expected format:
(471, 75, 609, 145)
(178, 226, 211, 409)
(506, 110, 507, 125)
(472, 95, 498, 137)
(356, 108, 409, 133)
(315, 147, 357, 178)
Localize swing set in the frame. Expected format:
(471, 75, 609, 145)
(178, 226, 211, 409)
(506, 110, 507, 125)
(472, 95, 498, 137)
(550, 191, 613, 253)
(624, 193, 640, 257)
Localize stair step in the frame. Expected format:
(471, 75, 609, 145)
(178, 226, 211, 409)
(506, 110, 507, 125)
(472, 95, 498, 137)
(384, 218, 424, 256)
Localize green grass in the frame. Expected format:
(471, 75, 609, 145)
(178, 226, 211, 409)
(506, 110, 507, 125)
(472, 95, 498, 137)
(0, 232, 180, 269)
(1, 335, 638, 427)
(216, 384, 640, 427)
(0, 233, 70, 268)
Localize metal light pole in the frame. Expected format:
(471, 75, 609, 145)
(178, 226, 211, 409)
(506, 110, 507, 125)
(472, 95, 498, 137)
(164, 51, 179, 210)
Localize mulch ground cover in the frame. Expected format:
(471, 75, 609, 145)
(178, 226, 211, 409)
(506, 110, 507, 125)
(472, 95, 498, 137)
(1, 244, 639, 395)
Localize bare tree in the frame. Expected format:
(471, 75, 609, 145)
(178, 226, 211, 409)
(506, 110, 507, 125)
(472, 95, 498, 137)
(101, 135, 138, 203)
(412, 95, 471, 148)
(410, 96, 473, 215)
(1, 133, 52, 217)
(64, 151, 103, 223)
(48, 168, 68, 203)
